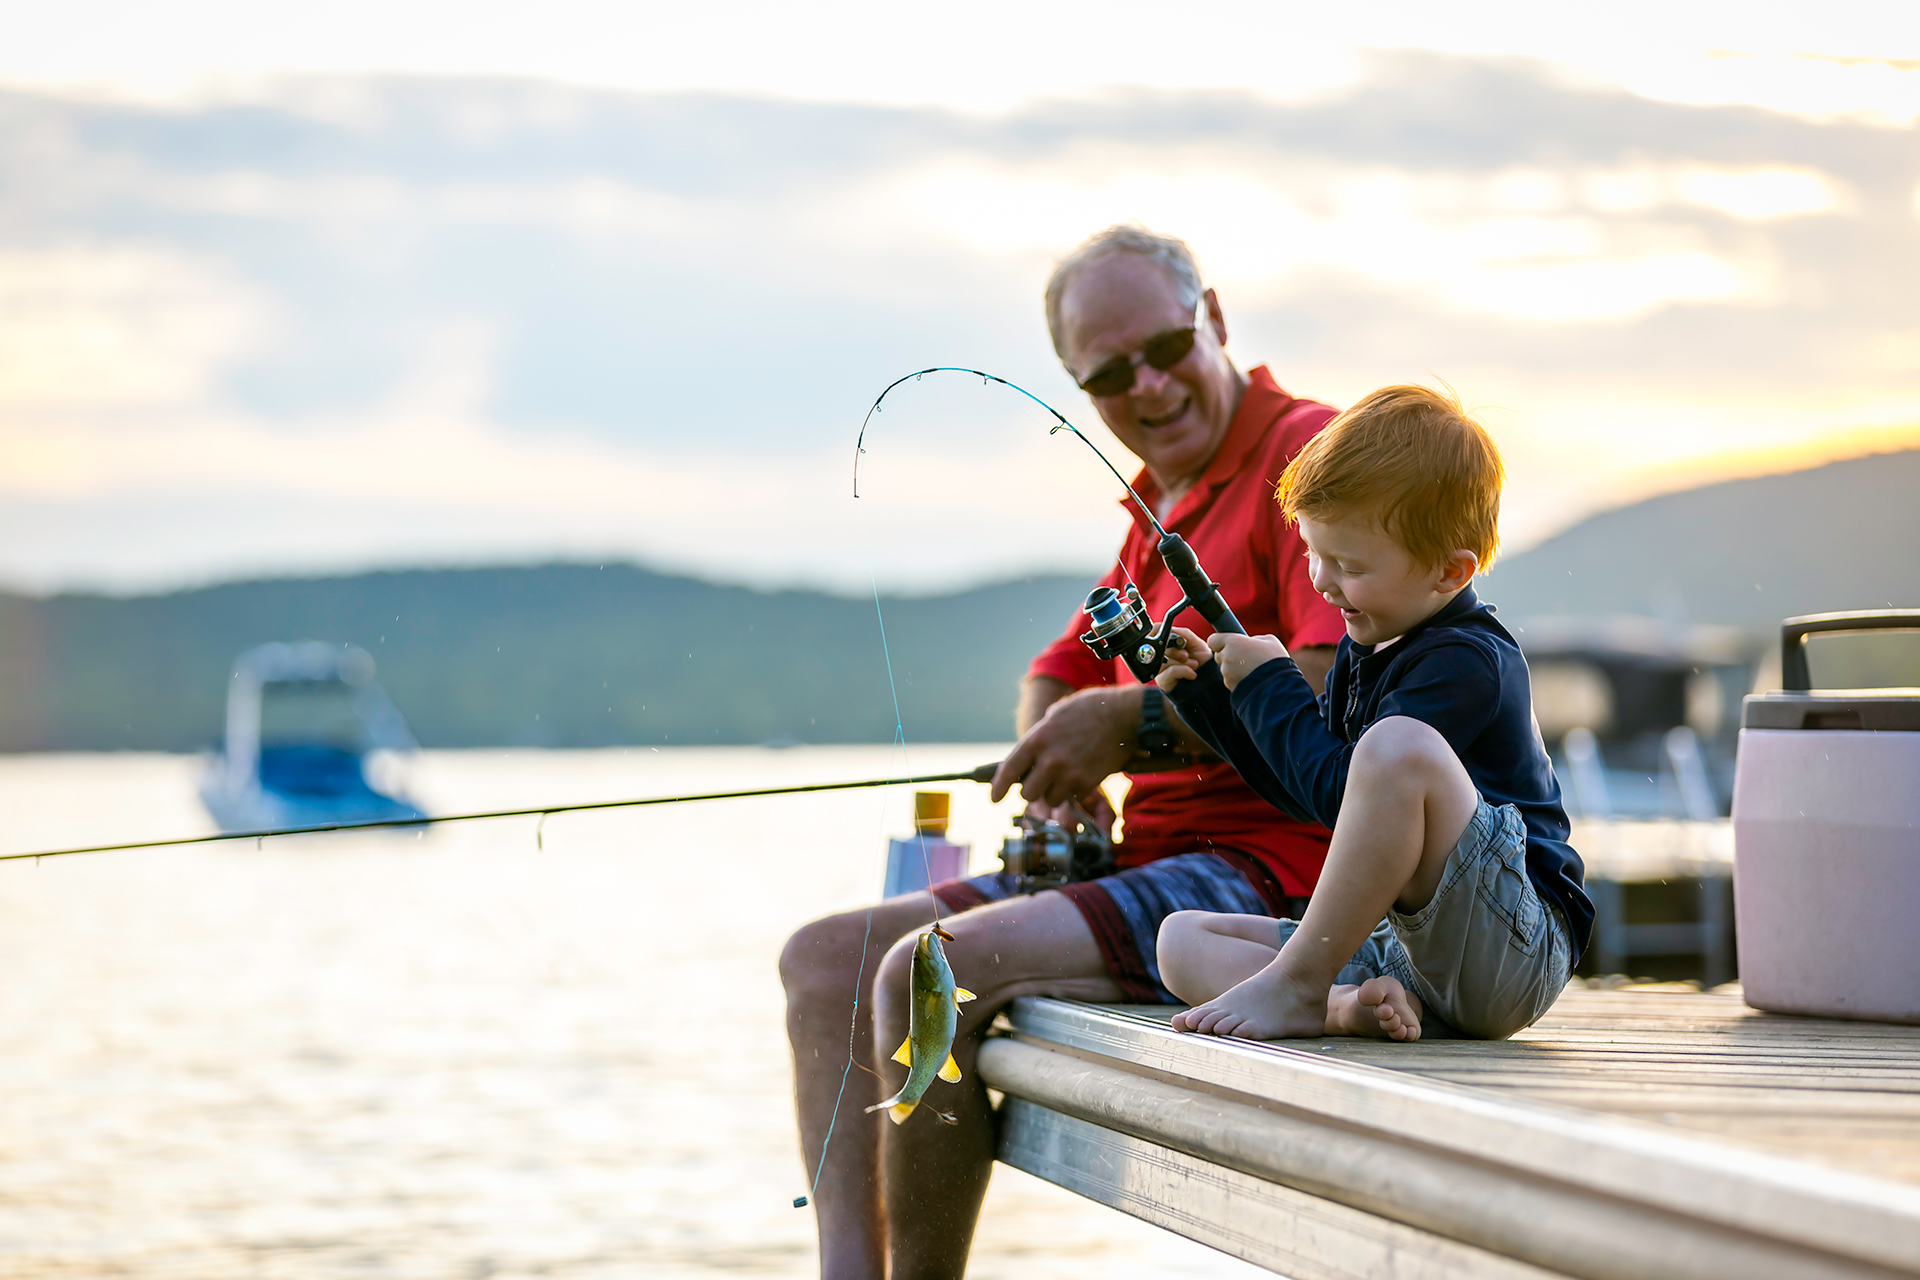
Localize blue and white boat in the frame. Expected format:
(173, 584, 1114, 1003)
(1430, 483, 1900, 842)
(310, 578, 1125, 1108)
(199, 641, 426, 833)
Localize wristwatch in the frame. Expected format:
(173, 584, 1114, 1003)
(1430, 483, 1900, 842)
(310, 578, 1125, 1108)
(1137, 685, 1179, 760)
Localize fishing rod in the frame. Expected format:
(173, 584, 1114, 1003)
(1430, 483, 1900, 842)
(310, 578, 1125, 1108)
(0, 763, 1002, 864)
(855, 366, 1247, 686)
(20, 371, 1232, 870)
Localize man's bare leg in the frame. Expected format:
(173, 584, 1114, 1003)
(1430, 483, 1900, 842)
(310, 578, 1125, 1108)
(780, 892, 942, 1280)
(1171, 716, 1478, 1040)
(1159, 912, 1424, 1039)
(872, 890, 1123, 1280)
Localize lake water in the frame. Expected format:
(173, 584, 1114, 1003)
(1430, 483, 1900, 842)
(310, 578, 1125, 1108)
(0, 748, 1271, 1278)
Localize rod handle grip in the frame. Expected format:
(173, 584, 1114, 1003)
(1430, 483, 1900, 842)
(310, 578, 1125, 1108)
(1158, 533, 1245, 636)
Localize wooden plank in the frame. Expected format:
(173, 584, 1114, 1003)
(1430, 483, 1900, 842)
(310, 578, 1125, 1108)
(992, 998, 1920, 1276)
(997, 1096, 1571, 1280)
(979, 1035, 1915, 1280)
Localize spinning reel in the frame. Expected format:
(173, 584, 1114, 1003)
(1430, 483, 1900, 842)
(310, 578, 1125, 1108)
(997, 804, 1116, 892)
(1079, 531, 1248, 683)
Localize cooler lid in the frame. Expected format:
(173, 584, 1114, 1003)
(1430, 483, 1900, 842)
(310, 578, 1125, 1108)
(1744, 691, 1920, 731)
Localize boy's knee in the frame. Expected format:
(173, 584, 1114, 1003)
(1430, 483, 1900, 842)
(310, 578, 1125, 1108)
(1353, 715, 1454, 776)
(1158, 910, 1209, 956)
(1156, 911, 1209, 993)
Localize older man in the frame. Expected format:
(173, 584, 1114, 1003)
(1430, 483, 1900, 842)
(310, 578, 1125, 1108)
(779, 225, 1345, 1278)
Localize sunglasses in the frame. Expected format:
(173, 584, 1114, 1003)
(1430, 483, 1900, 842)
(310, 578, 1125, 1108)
(1074, 296, 1208, 398)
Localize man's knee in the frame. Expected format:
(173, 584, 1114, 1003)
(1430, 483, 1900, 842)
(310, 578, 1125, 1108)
(874, 930, 918, 999)
(780, 908, 882, 1001)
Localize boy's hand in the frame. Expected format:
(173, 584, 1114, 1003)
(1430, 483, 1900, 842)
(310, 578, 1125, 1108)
(1210, 633, 1288, 691)
(1154, 627, 1212, 691)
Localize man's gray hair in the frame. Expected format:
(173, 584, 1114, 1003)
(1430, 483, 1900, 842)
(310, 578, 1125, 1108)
(1044, 224, 1204, 362)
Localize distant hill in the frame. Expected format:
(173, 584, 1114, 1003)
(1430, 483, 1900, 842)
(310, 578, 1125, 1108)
(0, 566, 1093, 752)
(1, 448, 1912, 752)
(1483, 449, 1920, 632)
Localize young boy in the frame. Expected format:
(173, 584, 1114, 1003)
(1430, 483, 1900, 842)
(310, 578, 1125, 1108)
(1154, 385, 1590, 1042)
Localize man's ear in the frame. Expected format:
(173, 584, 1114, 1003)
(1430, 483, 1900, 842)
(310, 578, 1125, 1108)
(1437, 549, 1479, 595)
(1204, 287, 1227, 348)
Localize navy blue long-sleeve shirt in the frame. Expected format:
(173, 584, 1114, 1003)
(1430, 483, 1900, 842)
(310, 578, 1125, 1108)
(1165, 586, 1593, 957)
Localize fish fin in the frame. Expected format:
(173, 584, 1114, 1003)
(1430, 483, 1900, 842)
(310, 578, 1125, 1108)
(864, 1088, 905, 1115)
(888, 1101, 918, 1125)
(938, 1053, 962, 1083)
(891, 1037, 913, 1067)
(952, 987, 977, 1004)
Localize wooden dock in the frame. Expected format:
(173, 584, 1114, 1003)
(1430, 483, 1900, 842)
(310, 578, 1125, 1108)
(977, 985, 1920, 1279)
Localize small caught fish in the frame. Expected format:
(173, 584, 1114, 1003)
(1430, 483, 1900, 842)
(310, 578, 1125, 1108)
(866, 922, 976, 1125)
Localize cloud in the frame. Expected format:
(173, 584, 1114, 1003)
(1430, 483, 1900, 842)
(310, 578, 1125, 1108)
(0, 54, 1914, 593)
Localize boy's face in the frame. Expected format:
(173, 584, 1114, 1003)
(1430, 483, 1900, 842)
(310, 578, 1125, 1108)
(1296, 514, 1476, 648)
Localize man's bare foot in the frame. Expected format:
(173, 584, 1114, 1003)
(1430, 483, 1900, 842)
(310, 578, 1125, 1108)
(1169, 962, 1328, 1039)
(1326, 976, 1422, 1041)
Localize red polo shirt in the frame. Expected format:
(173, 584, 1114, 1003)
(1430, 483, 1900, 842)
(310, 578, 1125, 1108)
(1027, 367, 1347, 897)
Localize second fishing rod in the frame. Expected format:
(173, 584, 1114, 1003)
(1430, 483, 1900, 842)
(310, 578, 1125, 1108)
(12, 372, 1247, 881)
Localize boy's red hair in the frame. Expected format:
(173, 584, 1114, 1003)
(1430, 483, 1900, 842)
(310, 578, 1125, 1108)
(1275, 384, 1503, 570)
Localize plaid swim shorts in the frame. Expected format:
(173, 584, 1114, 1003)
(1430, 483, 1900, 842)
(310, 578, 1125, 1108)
(932, 849, 1306, 1003)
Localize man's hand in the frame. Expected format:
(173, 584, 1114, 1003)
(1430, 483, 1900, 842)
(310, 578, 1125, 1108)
(1154, 627, 1213, 691)
(1022, 788, 1118, 838)
(991, 685, 1139, 808)
(1210, 633, 1288, 690)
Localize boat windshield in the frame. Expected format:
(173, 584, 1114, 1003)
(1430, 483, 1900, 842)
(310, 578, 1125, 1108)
(258, 679, 372, 751)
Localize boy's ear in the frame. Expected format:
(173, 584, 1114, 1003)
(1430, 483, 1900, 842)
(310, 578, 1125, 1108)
(1437, 549, 1479, 595)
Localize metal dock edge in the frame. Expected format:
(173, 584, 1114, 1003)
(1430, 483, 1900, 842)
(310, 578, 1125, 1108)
(977, 997, 1920, 1280)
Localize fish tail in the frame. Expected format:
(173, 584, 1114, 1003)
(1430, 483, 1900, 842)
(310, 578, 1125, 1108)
(862, 1091, 919, 1124)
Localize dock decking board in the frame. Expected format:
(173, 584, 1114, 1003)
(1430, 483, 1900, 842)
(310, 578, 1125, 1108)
(1320, 986, 1920, 1186)
(979, 985, 1920, 1279)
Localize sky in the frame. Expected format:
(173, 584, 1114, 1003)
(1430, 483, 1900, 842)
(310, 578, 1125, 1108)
(1, 2, 1917, 596)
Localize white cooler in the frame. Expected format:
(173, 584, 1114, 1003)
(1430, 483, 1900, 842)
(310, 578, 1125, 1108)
(1733, 610, 1920, 1023)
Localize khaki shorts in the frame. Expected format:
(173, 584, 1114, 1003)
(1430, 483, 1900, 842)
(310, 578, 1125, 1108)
(1277, 798, 1572, 1039)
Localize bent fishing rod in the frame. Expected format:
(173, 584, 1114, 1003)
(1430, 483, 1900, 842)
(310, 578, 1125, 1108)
(1, 762, 1003, 864)
(857, 367, 1248, 684)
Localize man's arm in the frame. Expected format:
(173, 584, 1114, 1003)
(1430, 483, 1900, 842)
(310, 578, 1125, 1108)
(997, 647, 1332, 808)
(993, 674, 1213, 809)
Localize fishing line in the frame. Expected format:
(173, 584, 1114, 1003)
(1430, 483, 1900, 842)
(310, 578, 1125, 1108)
(853, 367, 1167, 540)
(799, 365, 1140, 1211)
(801, 442, 950, 1211)
(0, 766, 998, 864)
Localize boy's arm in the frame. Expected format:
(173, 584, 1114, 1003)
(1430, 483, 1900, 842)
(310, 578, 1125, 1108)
(1232, 641, 1502, 825)
(1224, 656, 1348, 828)
(1163, 659, 1321, 825)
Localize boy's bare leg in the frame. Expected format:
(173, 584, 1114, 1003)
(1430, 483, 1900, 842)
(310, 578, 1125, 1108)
(1158, 911, 1282, 1002)
(873, 890, 1123, 1280)
(780, 892, 942, 1280)
(1171, 715, 1478, 1040)
(1160, 911, 1424, 1040)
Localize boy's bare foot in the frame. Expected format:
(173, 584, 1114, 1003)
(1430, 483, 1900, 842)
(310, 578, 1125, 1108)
(1327, 976, 1422, 1041)
(1169, 963, 1328, 1040)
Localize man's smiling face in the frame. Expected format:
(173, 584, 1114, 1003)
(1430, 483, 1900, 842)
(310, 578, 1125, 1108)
(1058, 253, 1241, 497)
